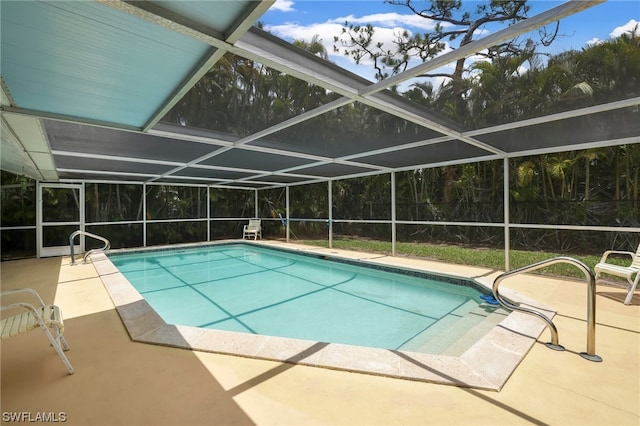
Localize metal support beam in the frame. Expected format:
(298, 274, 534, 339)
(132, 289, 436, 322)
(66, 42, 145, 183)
(254, 189, 259, 219)
(207, 186, 211, 242)
(504, 157, 510, 271)
(391, 172, 396, 257)
(285, 185, 290, 243)
(143, 183, 147, 247)
(328, 180, 333, 249)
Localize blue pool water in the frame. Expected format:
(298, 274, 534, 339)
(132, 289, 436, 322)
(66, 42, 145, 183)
(109, 243, 497, 353)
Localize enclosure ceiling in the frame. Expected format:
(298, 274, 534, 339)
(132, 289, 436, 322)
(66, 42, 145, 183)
(1, 0, 639, 189)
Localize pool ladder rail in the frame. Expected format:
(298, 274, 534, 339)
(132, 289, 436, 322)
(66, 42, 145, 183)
(69, 230, 111, 266)
(492, 257, 602, 362)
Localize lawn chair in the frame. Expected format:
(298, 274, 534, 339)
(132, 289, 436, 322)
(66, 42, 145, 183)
(594, 243, 640, 305)
(0, 288, 74, 374)
(243, 219, 262, 240)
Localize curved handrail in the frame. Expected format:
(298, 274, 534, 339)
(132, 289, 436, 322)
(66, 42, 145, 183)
(493, 256, 602, 362)
(69, 231, 111, 265)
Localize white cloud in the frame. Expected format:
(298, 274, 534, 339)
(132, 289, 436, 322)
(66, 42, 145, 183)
(517, 65, 529, 76)
(585, 37, 603, 46)
(610, 19, 639, 38)
(266, 20, 430, 83)
(266, 12, 449, 67)
(263, 10, 470, 86)
(265, 9, 453, 61)
(270, 0, 296, 13)
(266, 21, 345, 56)
(327, 12, 444, 33)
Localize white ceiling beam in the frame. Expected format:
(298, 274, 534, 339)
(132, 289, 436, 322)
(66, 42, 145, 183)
(1, 113, 57, 181)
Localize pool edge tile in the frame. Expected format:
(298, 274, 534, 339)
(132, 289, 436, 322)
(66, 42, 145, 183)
(97, 263, 166, 339)
(137, 325, 209, 349)
(90, 253, 119, 275)
(255, 336, 327, 364)
(316, 343, 402, 377)
(190, 328, 269, 357)
(394, 351, 495, 389)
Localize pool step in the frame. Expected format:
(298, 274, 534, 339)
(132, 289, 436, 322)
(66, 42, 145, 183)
(438, 307, 509, 356)
(399, 299, 478, 354)
(399, 314, 463, 354)
(399, 301, 508, 356)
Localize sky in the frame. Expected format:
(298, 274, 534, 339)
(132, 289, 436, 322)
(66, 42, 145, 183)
(259, 0, 640, 87)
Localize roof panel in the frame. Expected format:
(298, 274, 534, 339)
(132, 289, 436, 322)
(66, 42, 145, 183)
(476, 106, 640, 154)
(154, 177, 222, 185)
(152, 1, 255, 34)
(218, 181, 266, 189)
(246, 174, 311, 184)
(57, 171, 150, 182)
(173, 167, 254, 180)
(357, 141, 494, 169)
(297, 163, 376, 178)
(0, 1, 211, 127)
(248, 103, 444, 158)
(54, 155, 174, 176)
(200, 148, 312, 171)
(160, 51, 344, 137)
(44, 121, 218, 163)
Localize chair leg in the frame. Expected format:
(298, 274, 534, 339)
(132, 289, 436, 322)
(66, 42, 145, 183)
(41, 325, 74, 374)
(58, 333, 71, 351)
(624, 275, 639, 305)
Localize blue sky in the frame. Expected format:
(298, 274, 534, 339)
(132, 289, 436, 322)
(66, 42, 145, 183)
(260, 1, 640, 85)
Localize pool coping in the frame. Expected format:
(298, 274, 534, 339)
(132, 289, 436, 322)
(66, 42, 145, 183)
(91, 240, 555, 391)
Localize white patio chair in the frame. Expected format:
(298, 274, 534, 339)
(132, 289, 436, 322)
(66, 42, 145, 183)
(594, 243, 640, 305)
(0, 288, 74, 374)
(243, 219, 262, 240)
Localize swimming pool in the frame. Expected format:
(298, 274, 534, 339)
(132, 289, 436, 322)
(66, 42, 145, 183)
(108, 243, 502, 355)
(94, 241, 549, 390)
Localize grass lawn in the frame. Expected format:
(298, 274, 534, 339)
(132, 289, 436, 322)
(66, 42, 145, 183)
(298, 237, 632, 280)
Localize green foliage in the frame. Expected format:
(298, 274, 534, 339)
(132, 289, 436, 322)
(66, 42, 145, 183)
(1, 171, 36, 227)
(210, 188, 255, 218)
(85, 183, 143, 222)
(146, 186, 207, 220)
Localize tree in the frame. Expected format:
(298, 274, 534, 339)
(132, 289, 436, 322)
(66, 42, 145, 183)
(293, 34, 329, 60)
(334, 0, 557, 117)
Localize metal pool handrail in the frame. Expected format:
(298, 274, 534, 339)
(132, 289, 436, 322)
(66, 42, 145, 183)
(69, 230, 111, 266)
(492, 256, 602, 362)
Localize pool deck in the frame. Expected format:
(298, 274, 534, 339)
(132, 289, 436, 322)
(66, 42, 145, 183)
(1, 241, 639, 425)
